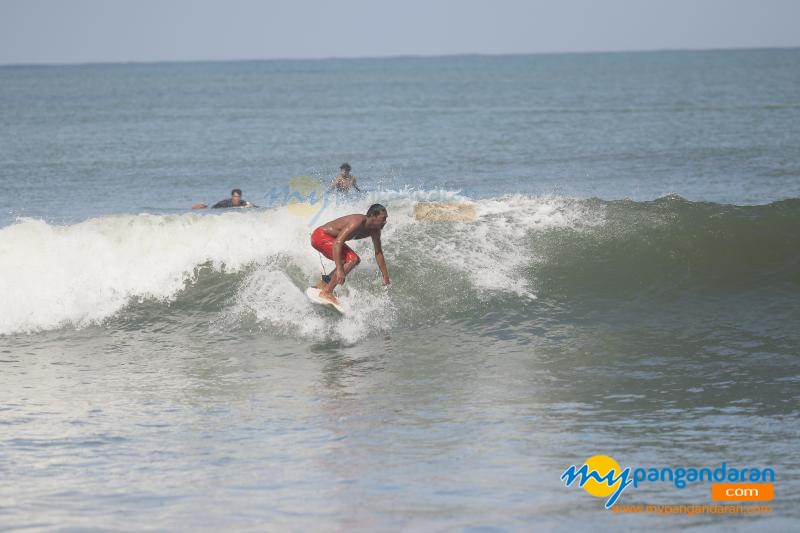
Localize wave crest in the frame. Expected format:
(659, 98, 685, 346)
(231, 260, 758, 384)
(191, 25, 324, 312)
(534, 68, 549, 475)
(2, 194, 797, 338)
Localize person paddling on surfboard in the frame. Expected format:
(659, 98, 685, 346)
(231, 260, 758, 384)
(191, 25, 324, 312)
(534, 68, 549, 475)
(311, 204, 390, 305)
(192, 188, 256, 209)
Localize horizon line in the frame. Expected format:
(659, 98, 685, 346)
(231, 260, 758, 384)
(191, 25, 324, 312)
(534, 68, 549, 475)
(1, 44, 798, 69)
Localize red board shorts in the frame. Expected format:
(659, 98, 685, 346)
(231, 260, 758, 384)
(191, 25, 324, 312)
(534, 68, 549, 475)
(311, 227, 359, 265)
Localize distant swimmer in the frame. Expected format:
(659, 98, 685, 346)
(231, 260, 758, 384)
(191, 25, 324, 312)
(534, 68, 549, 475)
(192, 189, 257, 209)
(311, 204, 389, 305)
(328, 162, 361, 193)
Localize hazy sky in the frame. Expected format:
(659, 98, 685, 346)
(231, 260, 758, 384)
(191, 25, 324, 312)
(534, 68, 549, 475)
(1, 0, 799, 65)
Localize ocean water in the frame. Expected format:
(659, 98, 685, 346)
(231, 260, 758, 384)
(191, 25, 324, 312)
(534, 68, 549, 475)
(1, 49, 799, 531)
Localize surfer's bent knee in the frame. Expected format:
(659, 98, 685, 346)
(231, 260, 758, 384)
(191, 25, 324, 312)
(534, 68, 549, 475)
(343, 250, 360, 266)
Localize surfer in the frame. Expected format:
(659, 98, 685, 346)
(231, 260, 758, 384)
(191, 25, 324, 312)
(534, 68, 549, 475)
(311, 204, 390, 305)
(192, 189, 256, 209)
(328, 163, 361, 193)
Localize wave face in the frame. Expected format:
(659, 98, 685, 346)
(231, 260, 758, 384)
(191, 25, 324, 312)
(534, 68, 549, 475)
(1, 194, 798, 340)
(529, 195, 800, 295)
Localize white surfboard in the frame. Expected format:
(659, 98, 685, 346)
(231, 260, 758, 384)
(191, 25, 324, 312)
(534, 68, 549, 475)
(305, 287, 346, 314)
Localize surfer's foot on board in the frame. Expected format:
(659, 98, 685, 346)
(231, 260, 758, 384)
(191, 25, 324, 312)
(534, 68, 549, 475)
(319, 290, 339, 305)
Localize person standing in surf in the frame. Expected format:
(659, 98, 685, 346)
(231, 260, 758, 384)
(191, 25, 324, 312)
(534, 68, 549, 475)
(328, 162, 361, 193)
(311, 204, 390, 305)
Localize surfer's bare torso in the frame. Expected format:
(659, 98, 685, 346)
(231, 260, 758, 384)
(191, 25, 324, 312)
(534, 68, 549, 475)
(319, 214, 382, 241)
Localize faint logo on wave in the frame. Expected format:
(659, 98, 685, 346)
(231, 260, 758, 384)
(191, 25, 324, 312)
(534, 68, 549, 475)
(263, 176, 477, 225)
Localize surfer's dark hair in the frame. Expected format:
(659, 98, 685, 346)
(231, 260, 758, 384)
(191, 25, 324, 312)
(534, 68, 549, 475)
(340, 162, 351, 171)
(367, 204, 387, 217)
(231, 188, 242, 196)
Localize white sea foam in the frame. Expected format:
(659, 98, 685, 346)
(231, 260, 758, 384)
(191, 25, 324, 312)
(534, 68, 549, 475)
(0, 194, 601, 337)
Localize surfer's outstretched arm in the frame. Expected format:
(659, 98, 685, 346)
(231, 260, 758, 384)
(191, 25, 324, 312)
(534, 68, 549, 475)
(372, 233, 390, 286)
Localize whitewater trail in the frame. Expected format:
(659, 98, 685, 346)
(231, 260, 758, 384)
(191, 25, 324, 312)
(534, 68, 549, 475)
(0, 193, 593, 337)
(5, 194, 797, 339)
